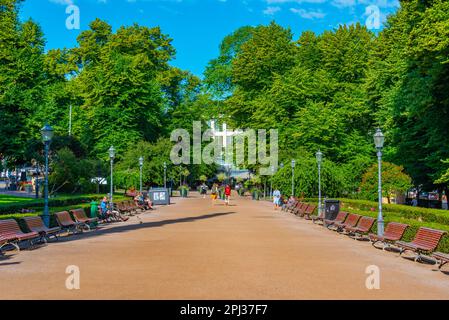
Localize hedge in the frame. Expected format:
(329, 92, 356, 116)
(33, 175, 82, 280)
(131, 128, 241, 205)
(0, 205, 93, 231)
(305, 198, 449, 226)
(0, 194, 130, 215)
(304, 198, 449, 253)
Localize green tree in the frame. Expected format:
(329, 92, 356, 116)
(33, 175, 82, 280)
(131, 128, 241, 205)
(359, 161, 412, 203)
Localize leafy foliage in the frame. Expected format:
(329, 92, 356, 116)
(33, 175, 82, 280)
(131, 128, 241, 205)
(359, 162, 412, 202)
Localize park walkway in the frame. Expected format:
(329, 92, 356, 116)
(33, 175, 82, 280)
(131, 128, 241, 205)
(1, 193, 449, 299)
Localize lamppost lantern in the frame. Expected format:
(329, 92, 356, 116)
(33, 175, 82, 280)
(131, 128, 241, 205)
(163, 162, 167, 170)
(139, 156, 144, 167)
(373, 128, 385, 149)
(41, 124, 54, 143)
(291, 159, 296, 168)
(316, 150, 323, 164)
(280, 162, 284, 169)
(373, 128, 385, 237)
(108, 146, 116, 160)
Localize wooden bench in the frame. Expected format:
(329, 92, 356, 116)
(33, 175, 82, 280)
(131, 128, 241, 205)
(369, 222, 409, 250)
(396, 227, 447, 262)
(345, 216, 375, 239)
(287, 201, 302, 214)
(70, 209, 98, 230)
(295, 203, 308, 217)
(432, 251, 449, 270)
(324, 211, 348, 228)
(303, 204, 317, 220)
(55, 211, 83, 234)
(333, 213, 361, 232)
(311, 211, 324, 224)
(0, 235, 8, 255)
(283, 199, 297, 212)
(22, 216, 61, 242)
(0, 219, 40, 251)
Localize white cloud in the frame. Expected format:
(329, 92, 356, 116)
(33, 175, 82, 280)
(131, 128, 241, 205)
(49, 0, 73, 5)
(263, 6, 281, 15)
(266, 0, 326, 3)
(290, 7, 326, 19)
(331, 0, 356, 8)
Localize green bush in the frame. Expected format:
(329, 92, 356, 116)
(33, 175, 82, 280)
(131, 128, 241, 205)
(305, 197, 449, 253)
(272, 156, 346, 198)
(0, 195, 105, 215)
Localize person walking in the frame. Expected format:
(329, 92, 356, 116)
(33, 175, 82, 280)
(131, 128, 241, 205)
(442, 192, 448, 210)
(200, 183, 208, 199)
(211, 183, 218, 205)
(224, 184, 232, 206)
(273, 188, 281, 210)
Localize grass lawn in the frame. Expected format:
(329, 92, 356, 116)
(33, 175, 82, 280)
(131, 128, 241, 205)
(0, 193, 131, 220)
(0, 195, 35, 205)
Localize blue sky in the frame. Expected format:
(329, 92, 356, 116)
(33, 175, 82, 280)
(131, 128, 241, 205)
(19, 0, 400, 76)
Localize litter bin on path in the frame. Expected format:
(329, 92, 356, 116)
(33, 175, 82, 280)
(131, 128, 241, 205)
(90, 201, 99, 228)
(149, 188, 170, 206)
(324, 200, 340, 221)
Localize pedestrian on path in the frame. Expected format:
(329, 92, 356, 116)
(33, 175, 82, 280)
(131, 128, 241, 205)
(211, 183, 218, 205)
(200, 183, 208, 199)
(225, 184, 232, 206)
(442, 192, 448, 210)
(273, 189, 281, 210)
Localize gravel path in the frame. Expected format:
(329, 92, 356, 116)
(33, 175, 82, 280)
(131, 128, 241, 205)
(1, 193, 448, 299)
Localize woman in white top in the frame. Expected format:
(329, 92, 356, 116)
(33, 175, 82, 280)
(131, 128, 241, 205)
(273, 189, 281, 210)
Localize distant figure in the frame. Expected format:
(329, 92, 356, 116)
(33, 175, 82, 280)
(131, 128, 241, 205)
(200, 183, 208, 199)
(99, 196, 112, 222)
(442, 193, 448, 210)
(211, 183, 218, 205)
(273, 189, 281, 210)
(134, 193, 153, 210)
(411, 198, 418, 207)
(224, 184, 232, 206)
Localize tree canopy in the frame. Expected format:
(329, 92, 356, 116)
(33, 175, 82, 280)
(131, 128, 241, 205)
(1, 0, 449, 196)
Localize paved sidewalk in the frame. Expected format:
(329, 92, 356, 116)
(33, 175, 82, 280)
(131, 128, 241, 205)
(1, 194, 448, 299)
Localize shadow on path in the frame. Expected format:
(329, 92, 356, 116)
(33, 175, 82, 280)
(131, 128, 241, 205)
(56, 211, 236, 244)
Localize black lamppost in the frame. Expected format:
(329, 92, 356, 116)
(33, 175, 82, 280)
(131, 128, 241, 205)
(316, 150, 323, 217)
(163, 162, 167, 188)
(291, 159, 296, 196)
(41, 124, 54, 227)
(139, 156, 144, 193)
(373, 128, 385, 237)
(108, 146, 116, 209)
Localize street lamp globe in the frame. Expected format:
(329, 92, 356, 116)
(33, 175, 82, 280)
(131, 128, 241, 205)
(41, 124, 54, 143)
(291, 159, 296, 168)
(373, 128, 385, 149)
(139, 156, 144, 167)
(109, 146, 116, 160)
(316, 150, 323, 164)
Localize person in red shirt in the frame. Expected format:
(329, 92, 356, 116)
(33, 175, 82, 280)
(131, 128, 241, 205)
(225, 184, 232, 206)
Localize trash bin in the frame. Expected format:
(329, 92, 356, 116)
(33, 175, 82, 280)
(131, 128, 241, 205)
(90, 201, 98, 228)
(324, 200, 340, 221)
(149, 188, 170, 205)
